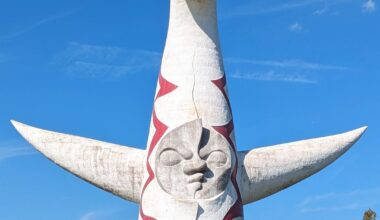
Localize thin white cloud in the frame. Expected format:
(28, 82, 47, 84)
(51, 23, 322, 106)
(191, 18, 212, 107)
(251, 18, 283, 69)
(313, 7, 341, 16)
(299, 187, 380, 213)
(301, 192, 337, 206)
(80, 211, 98, 220)
(289, 22, 303, 32)
(223, 0, 353, 18)
(66, 61, 134, 79)
(225, 58, 350, 71)
(225, 58, 351, 84)
(231, 71, 317, 84)
(300, 203, 363, 213)
(0, 140, 35, 161)
(79, 209, 123, 220)
(0, 9, 77, 41)
(224, 0, 322, 18)
(363, 0, 376, 13)
(56, 42, 161, 79)
(314, 6, 329, 15)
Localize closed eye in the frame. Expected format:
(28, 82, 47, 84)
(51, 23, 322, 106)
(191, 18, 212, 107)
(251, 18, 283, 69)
(159, 149, 183, 166)
(205, 150, 228, 168)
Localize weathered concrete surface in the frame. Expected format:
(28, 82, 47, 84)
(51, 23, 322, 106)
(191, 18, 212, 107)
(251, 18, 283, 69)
(142, 119, 239, 220)
(12, 119, 367, 208)
(11, 0, 367, 219)
(139, 0, 244, 219)
(11, 120, 145, 203)
(155, 119, 233, 200)
(237, 126, 367, 205)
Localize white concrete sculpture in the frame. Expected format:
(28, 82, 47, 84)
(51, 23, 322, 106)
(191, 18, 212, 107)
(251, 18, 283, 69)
(12, 0, 367, 219)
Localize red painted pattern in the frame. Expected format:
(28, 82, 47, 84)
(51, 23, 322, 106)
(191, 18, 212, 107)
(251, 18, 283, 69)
(148, 110, 168, 157)
(140, 73, 177, 220)
(156, 73, 177, 99)
(213, 121, 243, 220)
(212, 75, 243, 220)
(212, 75, 231, 111)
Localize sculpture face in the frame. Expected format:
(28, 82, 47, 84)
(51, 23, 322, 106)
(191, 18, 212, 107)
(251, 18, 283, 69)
(155, 120, 233, 200)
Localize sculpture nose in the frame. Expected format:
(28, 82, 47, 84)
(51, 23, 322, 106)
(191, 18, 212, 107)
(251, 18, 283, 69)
(183, 159, 207, 175)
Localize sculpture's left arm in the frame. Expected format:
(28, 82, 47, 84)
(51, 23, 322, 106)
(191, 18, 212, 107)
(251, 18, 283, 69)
(11, 120, 145, 203)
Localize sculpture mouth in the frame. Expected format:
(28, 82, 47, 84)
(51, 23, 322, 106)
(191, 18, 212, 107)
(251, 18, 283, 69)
(188, 173, 204, 184)
(187, 173, 205, 198)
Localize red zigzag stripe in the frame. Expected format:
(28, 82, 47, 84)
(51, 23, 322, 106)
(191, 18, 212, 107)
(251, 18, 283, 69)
(212, 75, 232, 111)
(212, 75, 243, 220)
(140, 73, 177, 220)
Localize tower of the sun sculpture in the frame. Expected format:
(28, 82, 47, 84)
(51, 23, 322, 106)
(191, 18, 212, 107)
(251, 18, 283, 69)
(12, 0, 366, 219)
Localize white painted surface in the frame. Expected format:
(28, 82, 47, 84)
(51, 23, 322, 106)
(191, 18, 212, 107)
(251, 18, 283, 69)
(238, 126, 367, 205)
(11, 120, 145, 203)
(157, 0, 229, 129)
(140, 0, 241, 219)
(11, 120, 367, 207)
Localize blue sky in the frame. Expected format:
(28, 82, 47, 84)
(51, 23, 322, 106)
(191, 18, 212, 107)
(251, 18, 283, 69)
(0, 0, 379, 219)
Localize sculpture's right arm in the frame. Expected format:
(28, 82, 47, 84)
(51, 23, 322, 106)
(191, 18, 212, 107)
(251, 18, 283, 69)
(11, 120, 145, 204)
(237, 127, 367, 205)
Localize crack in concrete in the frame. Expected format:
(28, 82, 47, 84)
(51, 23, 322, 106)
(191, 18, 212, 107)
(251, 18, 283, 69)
(191, 49, 200, 119)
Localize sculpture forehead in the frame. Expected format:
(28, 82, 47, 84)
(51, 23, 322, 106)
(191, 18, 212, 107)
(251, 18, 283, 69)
(156, 119, 203, 153)
(156, 119, 230, 152)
